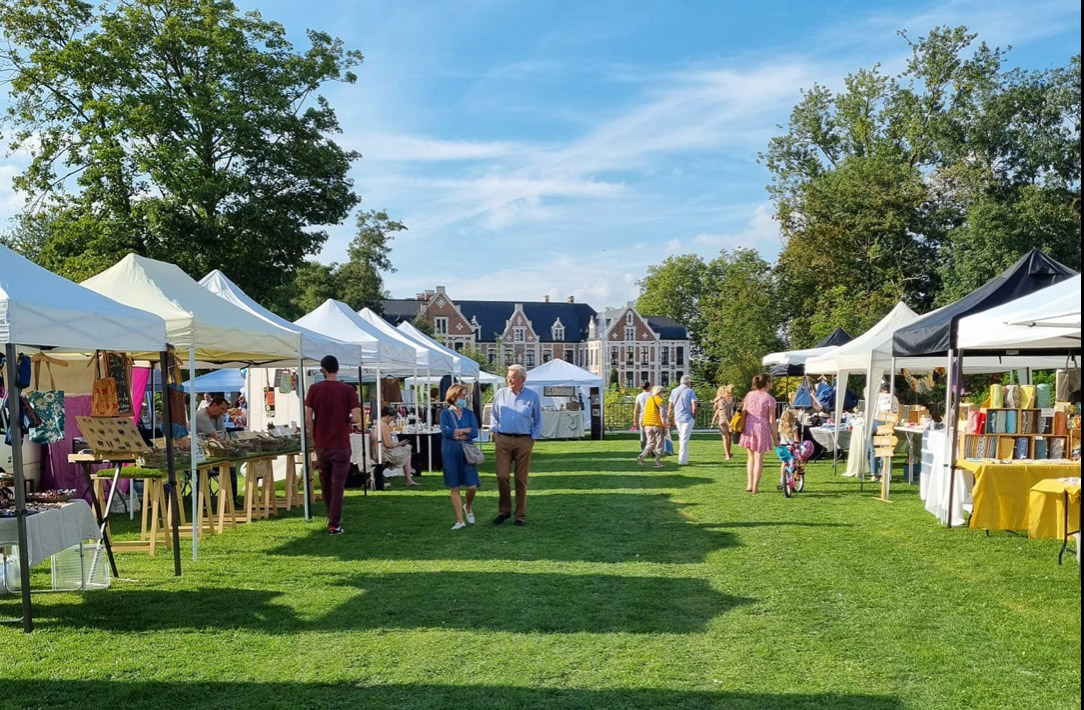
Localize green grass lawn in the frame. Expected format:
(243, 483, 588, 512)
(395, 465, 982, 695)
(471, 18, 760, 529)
(2, 435, 1080, 709)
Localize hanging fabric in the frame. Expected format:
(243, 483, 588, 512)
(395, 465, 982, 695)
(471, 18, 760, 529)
(91, 352, 120, 417)
(27, 357, 66, 444)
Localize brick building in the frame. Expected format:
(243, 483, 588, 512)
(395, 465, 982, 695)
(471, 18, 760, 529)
(382, 287, 691, 387)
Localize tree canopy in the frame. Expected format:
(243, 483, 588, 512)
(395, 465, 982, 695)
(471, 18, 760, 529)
(0, 0, 363, 301)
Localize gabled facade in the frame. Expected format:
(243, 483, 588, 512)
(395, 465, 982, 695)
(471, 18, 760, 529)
(382, 289, 690, 386)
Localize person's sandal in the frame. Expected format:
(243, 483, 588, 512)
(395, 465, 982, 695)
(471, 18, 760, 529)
(451, 521, 467, 530)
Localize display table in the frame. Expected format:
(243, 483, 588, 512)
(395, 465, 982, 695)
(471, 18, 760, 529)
(918, 430, 972, 526)
(810, 426, 851, 454)
(541, 410, 584, 439)
(957, 459, 1081, 532)
(0, 501, 100, 571)
(351, 432, 442, 475)
(1028, 478, 1080, 541)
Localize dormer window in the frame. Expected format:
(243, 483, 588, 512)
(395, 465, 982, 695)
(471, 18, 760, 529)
(551, 319, 565, 341)
(626, 311, 633, 325)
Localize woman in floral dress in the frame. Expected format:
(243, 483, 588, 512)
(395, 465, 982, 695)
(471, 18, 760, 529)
(739, 373, 778, 493)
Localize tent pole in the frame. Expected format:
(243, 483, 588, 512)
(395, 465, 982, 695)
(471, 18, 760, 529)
(298, 360, 312, 521)
(375, 362, 383, 491)
(5, 343, 34, 632)
(832, 372, 843, 475)
(358, 366, 366, 478)
(944, 349, 958, 529)
(426, 366, 433, 473)
(189, 346, 198, 560)
(159, 350, 182, 576)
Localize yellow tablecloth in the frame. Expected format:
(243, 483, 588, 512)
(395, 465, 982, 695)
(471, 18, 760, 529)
(1027, 479, 1081, 540)
(956, 459, 1081, 532)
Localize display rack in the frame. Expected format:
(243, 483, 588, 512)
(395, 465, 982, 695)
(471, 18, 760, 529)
(960, 406, 1071, 460)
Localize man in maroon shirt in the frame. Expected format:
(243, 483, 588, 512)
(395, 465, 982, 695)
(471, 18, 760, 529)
(304, 355, 361, 535)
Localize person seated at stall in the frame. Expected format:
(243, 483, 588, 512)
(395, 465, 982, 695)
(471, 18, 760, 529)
(194, 396, 242, 507)
(371, 406, 420, 487)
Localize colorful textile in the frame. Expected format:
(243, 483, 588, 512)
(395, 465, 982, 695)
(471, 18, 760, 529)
(1035, 383, 1052, 409)
(1019, 385, 1036, 410)
(989, 384, 1004, 408)
(27, 389, 65, 444)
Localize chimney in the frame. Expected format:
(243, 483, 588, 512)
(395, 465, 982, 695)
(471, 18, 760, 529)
(566, 296, 574, 304)
(543, 295, 550, 303)
(436, 286, 446, 294)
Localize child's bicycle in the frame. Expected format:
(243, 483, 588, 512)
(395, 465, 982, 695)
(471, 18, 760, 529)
(775, 441, 813, 498)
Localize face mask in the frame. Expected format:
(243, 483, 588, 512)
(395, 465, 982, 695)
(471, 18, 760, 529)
(455, 399, 467, 409)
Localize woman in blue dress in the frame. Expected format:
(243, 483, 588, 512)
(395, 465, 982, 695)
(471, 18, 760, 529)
(440, 384, 480, 530)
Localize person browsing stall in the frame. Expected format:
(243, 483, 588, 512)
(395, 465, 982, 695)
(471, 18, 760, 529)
(440, 384, 480, 530)
(304, 355, 361, 536)
(490, 364, 542, 526)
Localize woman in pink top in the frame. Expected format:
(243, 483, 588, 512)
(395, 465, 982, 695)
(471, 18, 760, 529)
(739, 373, 778, 494)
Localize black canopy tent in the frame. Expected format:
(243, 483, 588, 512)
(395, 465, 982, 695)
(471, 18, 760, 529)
(768, 328, 854, 378)
(891, 249, 1078, 528)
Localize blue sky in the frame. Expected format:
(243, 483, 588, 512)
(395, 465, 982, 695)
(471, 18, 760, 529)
(1, 0, 1080, 308)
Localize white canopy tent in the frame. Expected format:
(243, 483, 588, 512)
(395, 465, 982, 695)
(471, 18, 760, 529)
(295, 300, 417, 471)
(958, 275, 1082, 350)
(82, 254, 301, 560)
(2, 245, 173, 631)
(762, 345, 839, 372)
(405, 371, 504, 386)
(397, 321, 481, 378)
(200, 269, 364, 521)
(525, 359, 604, 438)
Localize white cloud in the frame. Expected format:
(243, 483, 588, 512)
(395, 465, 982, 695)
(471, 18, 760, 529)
(348, 132, 526, 162)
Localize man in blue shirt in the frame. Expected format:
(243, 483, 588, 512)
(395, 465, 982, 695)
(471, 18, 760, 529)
(668, 374, 699, 465)
(490, 363, 542, 526)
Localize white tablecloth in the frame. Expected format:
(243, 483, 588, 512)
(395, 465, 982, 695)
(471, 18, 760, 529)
(810, 426, 851, 453)
(541, 410, 584, 439)
(918, 429, 973, 526)
(0, 500, 100, 569)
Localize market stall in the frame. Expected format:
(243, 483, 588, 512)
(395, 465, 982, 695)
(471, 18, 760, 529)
(893, 250, 1079, 528)
(523, 359, 603, 440)
(201, 269, 364, 518)
(2, 244, 171, 632)
(762, 328, 852, 377)
(82, 254, 301, 559)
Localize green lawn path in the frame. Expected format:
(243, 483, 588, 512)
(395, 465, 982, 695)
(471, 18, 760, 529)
(2, 435, 1080, 709)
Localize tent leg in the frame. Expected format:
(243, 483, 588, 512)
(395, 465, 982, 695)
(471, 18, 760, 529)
(189, 347, 198, 560)
(298, 360, 312, 521)
(946, 350, 963, 529)
(375, 363, 383, 491)
(4, 344, 34, 632)
(426, 367, 433, 473)
(159, 350, 182, 576)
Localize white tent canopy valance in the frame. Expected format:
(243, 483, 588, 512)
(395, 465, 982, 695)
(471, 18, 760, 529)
(200, 269, 362, 367)
(957, 275, 1081, 351)
(397, 321, 481, 378)
(356, 307, 456, 374)
(295, 299, 415, 369)
(525, 358, 604, 387)
(2, 244, 167, 353)
(81, 254, 299, 362)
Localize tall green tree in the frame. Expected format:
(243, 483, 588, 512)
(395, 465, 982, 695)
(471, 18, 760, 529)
(700, 248, 784, 393)
(635, 254, 710, 351)
(0, 0, 362, 299)
(762, 26, 1080, 344)
(336, 209, 406, 313)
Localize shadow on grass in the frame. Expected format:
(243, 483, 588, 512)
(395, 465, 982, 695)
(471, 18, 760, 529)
(18, 572, 746, 635)
(1, 681, 905, 709)
(322, 571, 747, 634)
(273, 492, 736, 564)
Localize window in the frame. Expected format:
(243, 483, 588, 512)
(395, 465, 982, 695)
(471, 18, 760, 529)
(514, 327, 525, 342)
(487, 349, 496, 365)
(525, 350, 535, 367)
(505, 348, 514, 364)
(661, 347, 669, 366)
(640, 371, 649, 385)
(610, 347, 619, 365)
(453, 341, 464, 352)
(543, 349, 552, 363)
(625, 371, 634, 387)
(565, 349, 574, 363)
(661, 371, 670, 386)
(676, 371, 683, 381)
(625, 327, 635, 342)
(434, 317, 448, 335)
(626, 312, 633, 325)
(552, 324, 565, 341)
(640, 347, 649, 366)
(625, 347, 633, 366)
(676, 346, 684, 366)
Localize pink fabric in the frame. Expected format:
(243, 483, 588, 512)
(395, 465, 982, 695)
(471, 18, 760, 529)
(739, 389, 777, 453)
(131, 367, 150, 424)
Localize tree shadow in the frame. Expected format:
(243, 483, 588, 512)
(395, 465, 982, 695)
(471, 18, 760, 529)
(4, 681, 906, 709)
(272, 492, 736, 564)
(317, 571, 748, 634)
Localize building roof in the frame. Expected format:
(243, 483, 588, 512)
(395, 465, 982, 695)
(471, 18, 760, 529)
(644, 316, 689, 340)
(381, 298, 425, 323)
(459, 300, 597, 343)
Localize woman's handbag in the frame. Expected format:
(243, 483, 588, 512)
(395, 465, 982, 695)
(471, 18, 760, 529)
(729, 406, 746, 435)
(462, 442, 485, 465)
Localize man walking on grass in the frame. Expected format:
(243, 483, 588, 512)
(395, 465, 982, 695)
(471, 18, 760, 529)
(491, 363, 542, 526)
(304, 355, 361, 536)
(668, 374, 699, 465)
